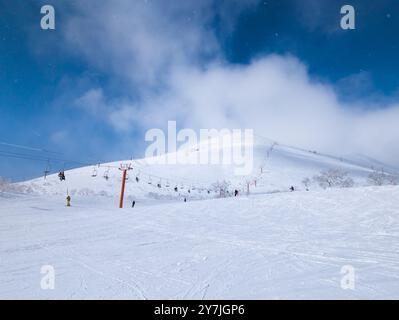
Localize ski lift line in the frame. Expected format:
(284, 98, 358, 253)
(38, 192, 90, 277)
(118, 162, 213, 188)
(254, 132, 396, 173)
(0, 153, 92, 169)
(103, 159, 248, 191)
(0, 150, 97, 167)
(144, 170, 210, 187)
(0, 150, 72, 162)
(0, 153, 211, 193)
(0, 151, 214, 191)
(129, 164, 212, 187)
(0, 143, 111, 170)
(92, 162, 207, 188)
(0, 141, 107, 165)
(0, 152, 54, 163)
(105, 163, 206, 190)
(0, 141, 63, 155)
(107, 158, 218, 186)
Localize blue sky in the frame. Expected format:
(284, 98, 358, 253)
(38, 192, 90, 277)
(1, 0, 399, 181)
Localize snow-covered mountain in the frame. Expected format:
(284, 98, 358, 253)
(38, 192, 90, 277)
(16, 135, 387, 203)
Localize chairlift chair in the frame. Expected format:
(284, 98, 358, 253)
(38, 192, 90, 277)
(58, 171, 66, 181)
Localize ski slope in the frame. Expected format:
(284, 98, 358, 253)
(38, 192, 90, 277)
(14, 137, 381, 202)
(1, 186, 399, 299)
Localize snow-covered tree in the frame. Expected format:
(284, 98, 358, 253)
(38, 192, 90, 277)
(368, 170, 387, 186)
(212, 180, 231, 198)
(387, 174, 399, 185)
(0, 177, 11, 193)
(0, 177, 35, 194)
(313, 169, 354, 189)
(368, 169, 399, 186)
(302, 177, 311, 190)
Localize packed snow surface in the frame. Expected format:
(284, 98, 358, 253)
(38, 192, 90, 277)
(1, 138, 398, 299)
(1, 185, 399, 299)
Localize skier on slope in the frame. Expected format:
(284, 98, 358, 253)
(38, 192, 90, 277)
(66, 195, 71, 207)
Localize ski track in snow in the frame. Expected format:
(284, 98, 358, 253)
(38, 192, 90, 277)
(1, 185, 399, 299)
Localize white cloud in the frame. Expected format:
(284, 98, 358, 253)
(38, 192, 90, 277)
(74, 88, 106, 114)
(57, 0, 399, 167)
(62, 0, 224, 88)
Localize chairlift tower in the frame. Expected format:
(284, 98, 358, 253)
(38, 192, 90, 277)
(119, 163, 132, 208)
(44, 159, 51, 180)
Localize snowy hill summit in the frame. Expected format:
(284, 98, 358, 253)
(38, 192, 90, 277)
(12, 134, 398, 203)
